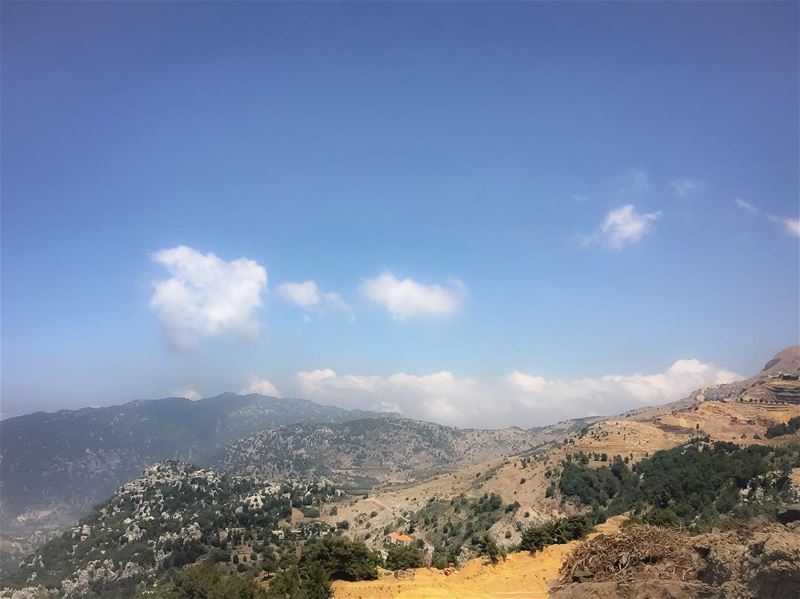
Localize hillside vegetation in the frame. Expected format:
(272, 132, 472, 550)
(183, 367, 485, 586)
(214, 418, 547, 490)
(558, 440, 800, 530)
(3, 346, 800, 598)
(0, 393, 387, 548)
(4, 461, 339, 597)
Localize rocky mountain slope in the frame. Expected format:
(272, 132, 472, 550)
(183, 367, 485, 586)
(623, 344, 800, 420)
(213, 417, 553, 491)
(3, 461, 339, 597)
(4, 348, 800, 596)
(0, 393, 386, 558)
(324, 347, 800, 554)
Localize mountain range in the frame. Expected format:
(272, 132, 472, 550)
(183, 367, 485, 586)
(1, 346, 798, 598)
(0, 393, 388, 558)
(0, 391, 560, 567)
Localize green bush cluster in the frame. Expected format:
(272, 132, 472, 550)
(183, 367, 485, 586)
(9, 469, 338, 596)
(765, 416, 800, 438)
(411, 493, 506, 570)
(518, 514, 596, 552)
(471, 534, 504, 565)
(385, 544, 425, 570)
(265, 535, 381, 599)
(558, 441, 800, 531)
(140, 563, 266, 598)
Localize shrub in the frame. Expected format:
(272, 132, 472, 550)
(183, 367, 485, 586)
(300, 535, 381, 582)
(765, 416, 800, 438)
(385, 544, 425, 570)
(265, 536, 380, 599)
(153, 563, 266, 598)
(519, 515, 593, 552)
(557, 440, 800, 531)
(301, 506, 321, 518)
(473, 534, 504, 564)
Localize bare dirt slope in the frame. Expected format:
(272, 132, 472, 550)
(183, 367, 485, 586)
(323, 347, 800, 553)
(323, 402, 799, 552)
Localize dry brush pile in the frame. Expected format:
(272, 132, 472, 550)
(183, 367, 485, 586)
(554, 520, 800, 599)
(558, 525, 702, 584)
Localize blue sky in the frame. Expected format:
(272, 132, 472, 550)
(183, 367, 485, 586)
(2, 1, 798, 426)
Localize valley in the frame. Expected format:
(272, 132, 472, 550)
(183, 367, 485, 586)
(1, 346, 799, 598)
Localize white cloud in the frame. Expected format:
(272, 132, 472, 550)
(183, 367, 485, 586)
(582, 204, 662, 250)
(277, 281, 320, 308)
(150, 246, 267, 350)
(319, 291, 354, 319)
(277, 280, 353, 319)
(506, 359, 741, 424)
(295, 369, 479, 424)
(359, 272, 466, 319)
(670, 179, 700, 198)
(241, 377, 282, 397)
(293, 358, 742, 428)
(735, 202, 797, 237)
(571, 194, 590, 203)
(734, 198, 758, 214)
(172, 388, 201, 401)
(768, 215, 800, 237)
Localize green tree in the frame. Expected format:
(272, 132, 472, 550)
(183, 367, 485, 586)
(143, 563, 266, 598)
(299, 535, 380, 582)
(385, 544, 425, 570)
(473, 534, 503, 565)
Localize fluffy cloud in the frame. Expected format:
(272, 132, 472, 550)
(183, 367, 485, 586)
(768, 215, 800, 237)
(359, 272, 466, 319)
(583, 204, 662, 250)
(172, 388, 201, 401)
(734, 198, 758, 214)
(506, 359, 740, 423)
(293, 359, 741, 428)
(241, 377, 282, 397)
(785, 218, 800, 237)
(670, 179, 700, 198)
(277, 281, 320, 308)
(150, 246, 267, 350)
(295, 369, 479, 423)
(277, 280, 353, 318)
